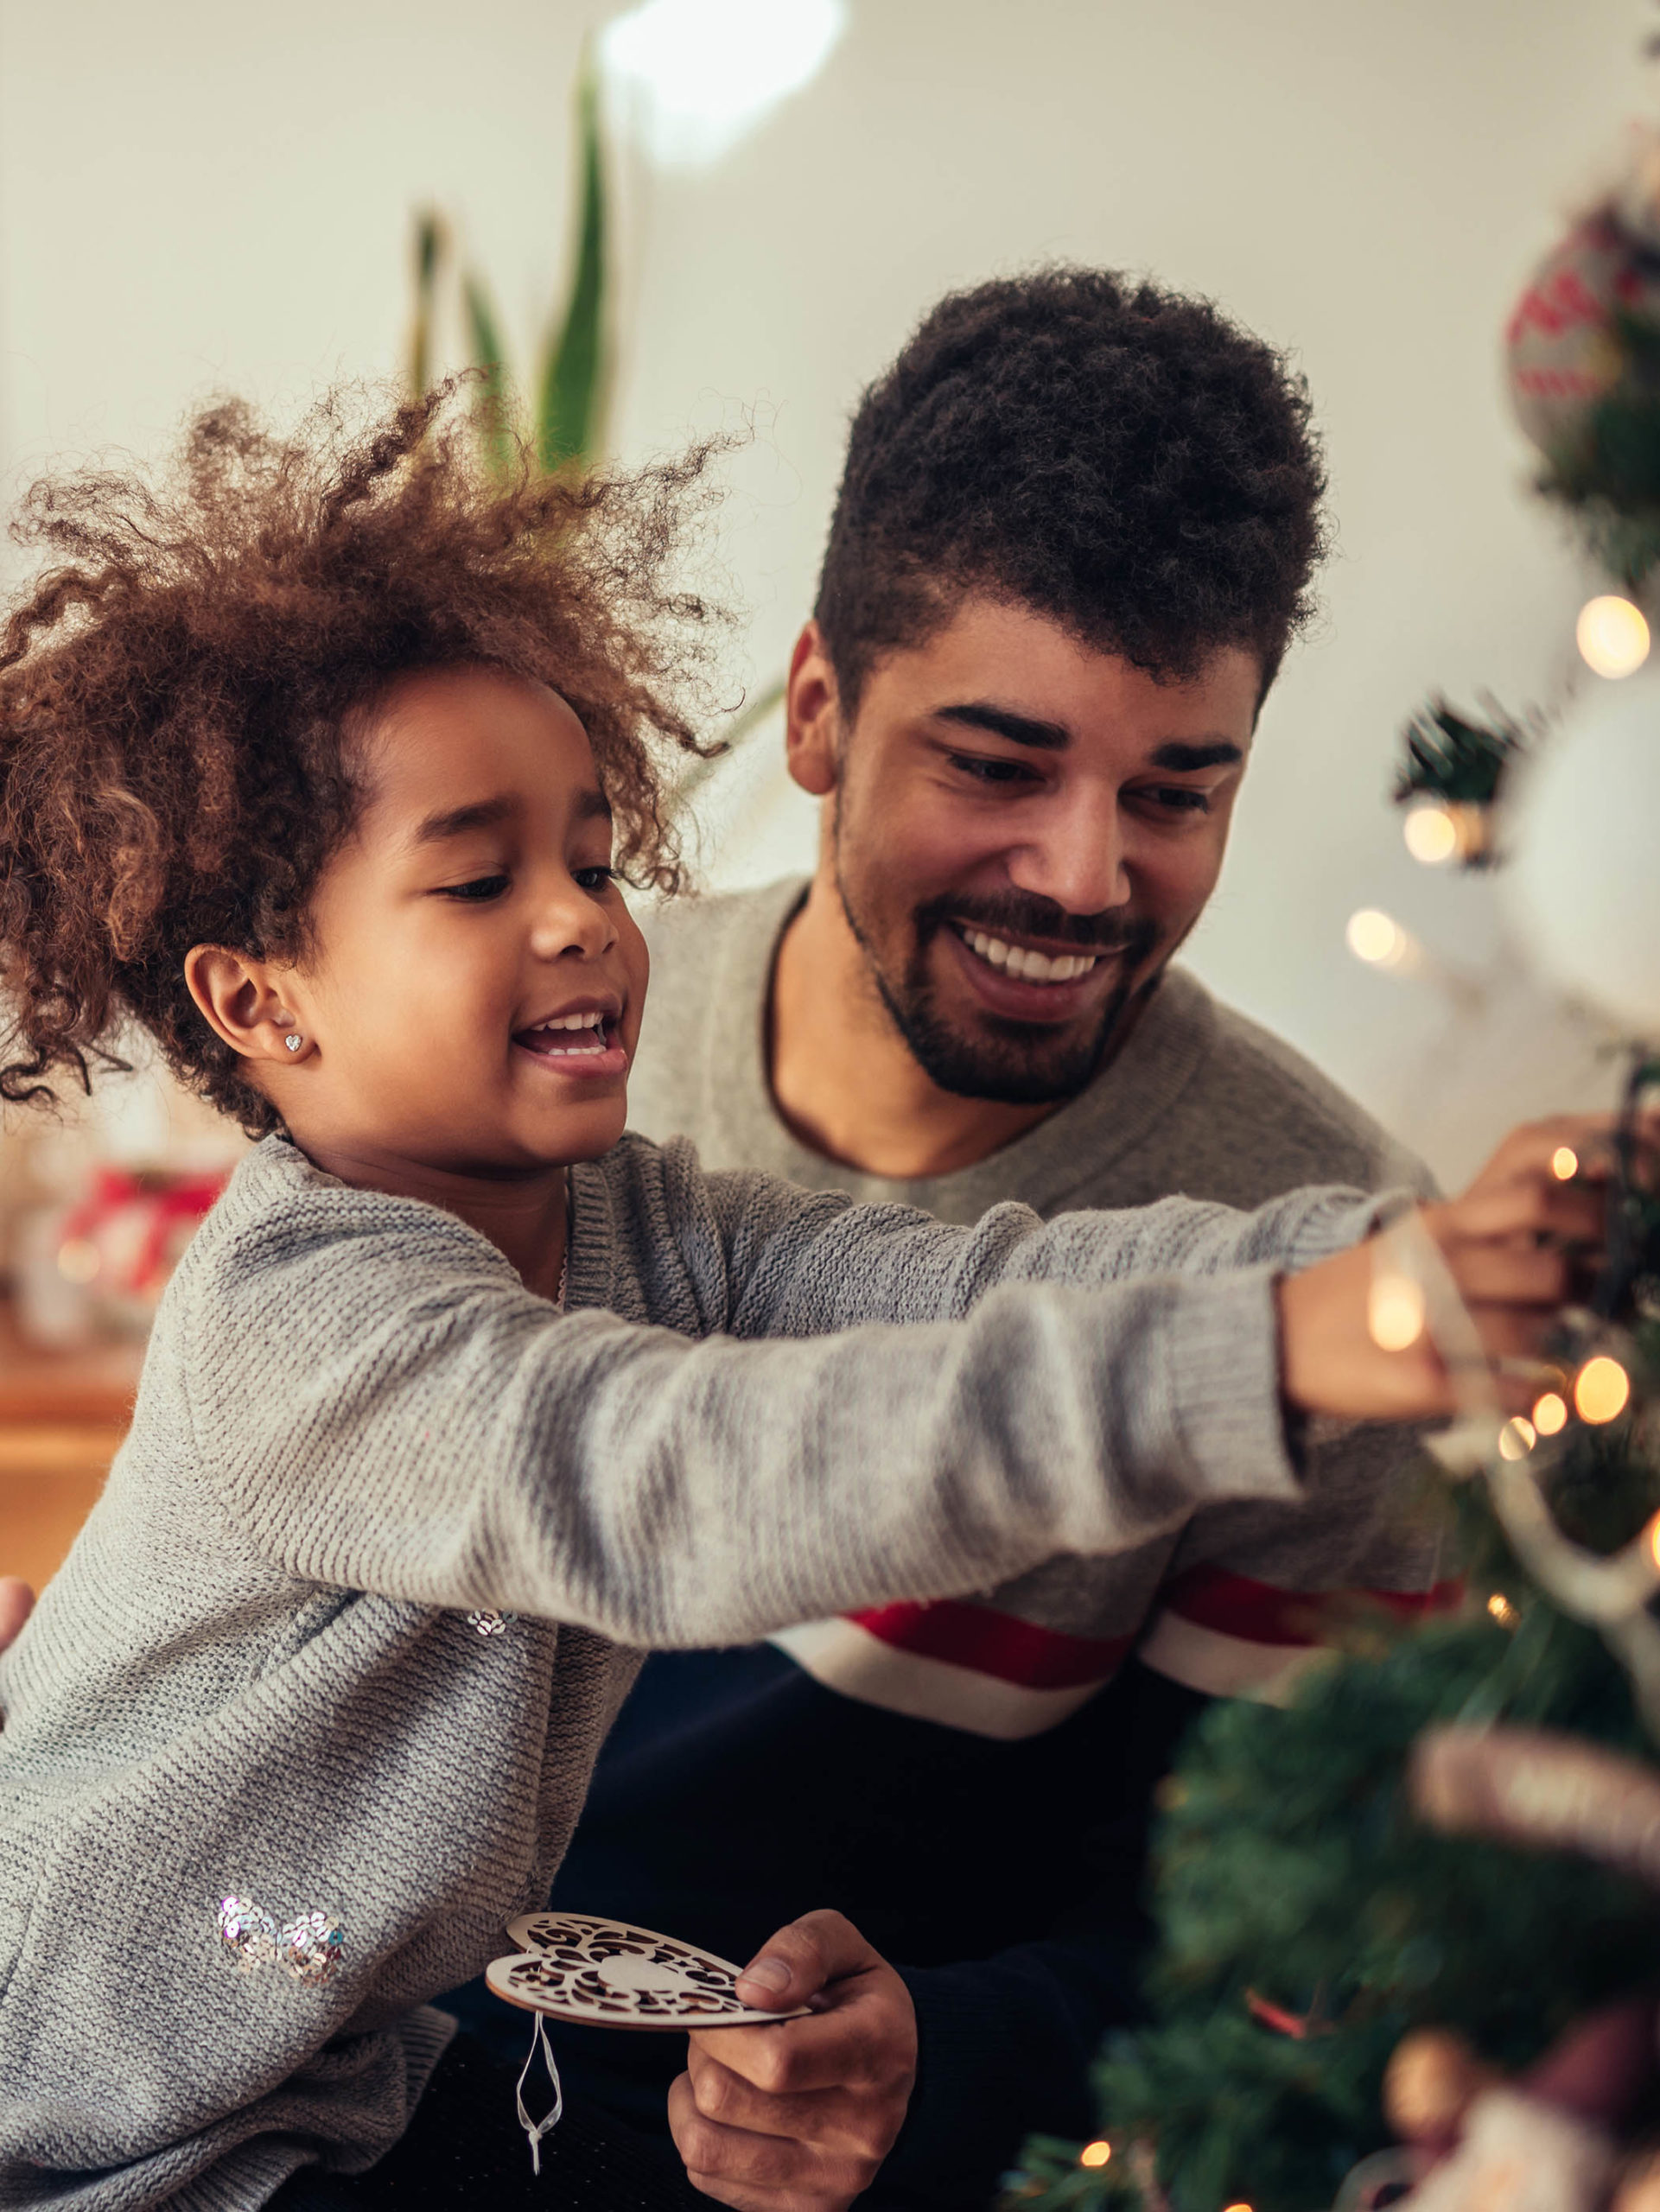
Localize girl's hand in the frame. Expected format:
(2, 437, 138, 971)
(1279, 1116, 1634, 1425)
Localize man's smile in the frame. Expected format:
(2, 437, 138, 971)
(940, 918, 1130, 1023)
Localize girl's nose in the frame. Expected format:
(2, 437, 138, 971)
(528, 880, 618, 962)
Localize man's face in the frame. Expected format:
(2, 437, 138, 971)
(803, 597, 1261, 1104)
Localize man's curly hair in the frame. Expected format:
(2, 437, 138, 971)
(0, 383, 721, 1135)
(814, 266, 1329, 715)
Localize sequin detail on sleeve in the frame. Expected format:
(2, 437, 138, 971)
(467, 1611, 516, 1637)
(217, 1894, 344, 1985)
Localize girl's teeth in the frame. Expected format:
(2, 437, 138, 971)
(964, 930, 1099, 984)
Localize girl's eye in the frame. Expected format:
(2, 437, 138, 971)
(439, 874, 511, 902)
(575, 865, 620, 892)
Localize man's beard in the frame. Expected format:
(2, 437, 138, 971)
(836, 864, 1162, 1107)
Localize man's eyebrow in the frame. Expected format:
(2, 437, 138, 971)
(935, 702, 1071, 750)
(1147, 740, 1245, 772)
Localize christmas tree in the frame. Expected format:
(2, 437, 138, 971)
(1003, 79, 1660, 2212)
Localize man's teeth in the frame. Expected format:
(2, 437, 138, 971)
(963, 930, 1101, 983)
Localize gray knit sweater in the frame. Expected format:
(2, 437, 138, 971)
(0, 1132, 1386, 2209)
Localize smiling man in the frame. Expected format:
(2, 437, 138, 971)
(460, 269, 1443, 2210)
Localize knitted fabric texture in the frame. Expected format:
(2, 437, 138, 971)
(0, 1132, 1383, 2208)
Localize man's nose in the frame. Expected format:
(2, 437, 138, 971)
(1003, 792, 1131, 917)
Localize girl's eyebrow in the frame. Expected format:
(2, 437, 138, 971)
(411, 795, 516, 846)
(408, 786, 612, 848)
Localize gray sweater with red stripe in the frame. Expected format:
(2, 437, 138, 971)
(0, 1128, 1389, 2209)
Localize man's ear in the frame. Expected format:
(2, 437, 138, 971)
(784, 622, 843, 799)
(184, 945, 313, 1065)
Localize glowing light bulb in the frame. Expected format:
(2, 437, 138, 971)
(1403, 804, 1459, 865)
(1574, 1355, 1631, 1425)
(1223, 2202, 1254, 2212)
(1576, 594, 1650, 679)
(1550, 1146, 1579, 1182)
(1532, 1391, 1568, 1436)
(56, 1237, 99, 1284)
(1650, 1514, 1660, 1571)
(1498, 1417, 1536, 1460)
(1078, 2141, 1112, 2169)
(1487, 1592, 1519, 1625)
(1347, 908, 1416, 970)
(1368, 1272, 1426, 1351)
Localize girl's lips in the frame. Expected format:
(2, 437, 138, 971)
(513, 1013, 629, 1079)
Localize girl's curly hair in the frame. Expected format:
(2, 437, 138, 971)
(0, 382, 722, 1135)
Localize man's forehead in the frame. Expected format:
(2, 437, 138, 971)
(868, 596, 1263, 744)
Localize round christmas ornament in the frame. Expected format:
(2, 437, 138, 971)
(1504, 211, 1660, 462)
(487, 1911, 811, 2031)
(1500, 671, 1660, 1036)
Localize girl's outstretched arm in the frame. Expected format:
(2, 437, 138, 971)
(183, 1121, 1597, 1648)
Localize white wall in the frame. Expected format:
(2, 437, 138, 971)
(0, 0, 1646, 1181)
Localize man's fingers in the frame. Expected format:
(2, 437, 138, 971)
(670, 2072, 870, 2208)
(0, 1579, 35, 1650)
(734, 1909, 876, 2013)
(695, 1993, 906, 2096)
(1432, 1179, 1605, 1249)
(1443, 1244, 1570, 1308)
(685, 2039, 897, 2150)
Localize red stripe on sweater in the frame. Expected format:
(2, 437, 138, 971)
(840, 1600, 1134, 1690)
(1161, 1566, 1464, 1648)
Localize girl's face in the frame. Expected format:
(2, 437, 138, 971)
(278, 664, 649, 1179)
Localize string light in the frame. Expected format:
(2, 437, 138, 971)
(1403, 804, 1459, 865)
(1498, 1417, 1536, 1460)
(1223, 2202, 1255, 2211)
(1551, 1146, 1580, 1182)
(1576, 594, 1650, 679)
(1650, 1515, 1660, 1573)
(1487, 1592, 1520, 1626)
(1575, 1355, 1631, 1425)
(1078, 2141, 1111, 2169)
(1347, 908, 1414, 969)
(1533, 1391, 1569, 1436)
(1369, 1272, 1427, 1351)
(57, 1237, 99, 1284)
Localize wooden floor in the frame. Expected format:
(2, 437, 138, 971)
(0, 1313, 142, 1591)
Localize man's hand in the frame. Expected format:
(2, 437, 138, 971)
(669, 1910, 917, 2210)
(0, 1580, 33, 1651)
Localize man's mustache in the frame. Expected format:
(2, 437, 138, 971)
(916, 893, 1158, 958)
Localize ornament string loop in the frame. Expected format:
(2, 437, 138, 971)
(515, 2009, 563, 2174)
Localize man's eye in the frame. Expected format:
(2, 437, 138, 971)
(439, 874, 511, 901)
(950, 753, 1040, 785)
(1141, 787, 1212, 816)
(575, 865, 620, 892)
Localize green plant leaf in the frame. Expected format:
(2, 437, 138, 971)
(537, 54, 608, 475)
(409, 209, 445, 400)
(462, 271, 518, 483)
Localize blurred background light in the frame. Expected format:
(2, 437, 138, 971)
(1575, 594, 1650, 679)
(601, 0, 848, 168)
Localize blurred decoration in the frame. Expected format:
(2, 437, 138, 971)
(15, 1165, 226, 1349)
(600, 0, 847, 171)
(408, 54, 611, 481)
(1007, 45, 1660, 2212)
(1500, 670, 1660, 1035)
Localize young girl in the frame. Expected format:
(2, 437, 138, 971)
(0, 389, 1598, 2211)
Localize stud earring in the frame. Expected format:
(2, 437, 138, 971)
(283, 1033, 303, 1053)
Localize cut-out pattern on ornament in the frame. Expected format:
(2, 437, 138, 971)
(486, 1910, 810, 2031)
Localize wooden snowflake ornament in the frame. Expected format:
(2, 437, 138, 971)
(487, 1910, 812, 2031)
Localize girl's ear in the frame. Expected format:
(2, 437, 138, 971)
(184, 946, 313, 1065)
